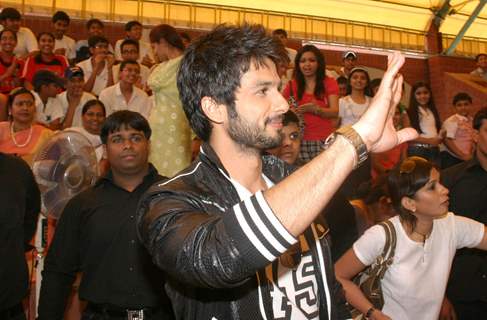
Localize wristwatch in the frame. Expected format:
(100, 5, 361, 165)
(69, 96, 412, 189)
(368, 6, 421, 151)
(323, 126, 368, 168)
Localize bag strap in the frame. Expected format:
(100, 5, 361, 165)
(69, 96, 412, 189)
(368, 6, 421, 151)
(375, 220, 397, 279)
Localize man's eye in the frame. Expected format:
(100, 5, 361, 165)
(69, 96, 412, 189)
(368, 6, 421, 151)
(131, 136, 142, 142)
(111, 137, 122, 143)
(290, 133, 299, 140)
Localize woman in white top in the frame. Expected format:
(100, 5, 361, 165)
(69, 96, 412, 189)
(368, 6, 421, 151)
(339, 67, 372, 127)
(338, 67, 372, 198)
(66, 99, 107, 175)
(405, 82, 443, 165)
(335, 156, 487, 320)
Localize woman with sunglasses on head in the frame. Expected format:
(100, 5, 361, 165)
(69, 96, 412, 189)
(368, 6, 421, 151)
(405, 82, 443, 165)
(282, 44, 339, 163)
(22, 32, 69, 88)
(335, 156, 487, 320)
(0, 87, 53, 165)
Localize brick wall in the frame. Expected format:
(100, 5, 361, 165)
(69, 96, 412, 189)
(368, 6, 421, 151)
(428, 55, 478, 119)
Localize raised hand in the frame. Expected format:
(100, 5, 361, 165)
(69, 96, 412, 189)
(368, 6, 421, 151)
(352, 52, 418, 153)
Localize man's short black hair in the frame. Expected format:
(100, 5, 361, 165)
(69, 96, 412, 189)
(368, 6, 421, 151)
(282, 110, 300, 127)
(86, 18, 104, 30)
(475, 53, 487, 62)
(52, 11, 70, 24)
(121, 38, 139, 52)
(473, 107, 487, 131)
(119, 60, 139, 73)
(453, 92, 472, 105)
(100, 110, 151, 144)
(125, 20, 142, 32)
(177, 24, 286, 141)
(88, 35, 108, 48)
(32, 70, 64, 92)
(272, 29, 288, 38)
(0, 8, 21, 21)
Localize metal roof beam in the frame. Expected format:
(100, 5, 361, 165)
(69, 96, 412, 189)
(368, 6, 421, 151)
(445, 0, 487, 55)
(433, 0, 452, 28)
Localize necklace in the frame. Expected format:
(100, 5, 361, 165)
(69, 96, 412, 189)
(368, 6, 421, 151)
(10, 122, 33, 148)
(412, 229, 431, 246)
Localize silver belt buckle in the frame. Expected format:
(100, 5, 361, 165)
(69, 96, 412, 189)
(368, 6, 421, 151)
(127, 309, 144, 320)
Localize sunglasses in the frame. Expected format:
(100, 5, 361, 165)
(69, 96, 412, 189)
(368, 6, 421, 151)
(399, 156, 428, 174)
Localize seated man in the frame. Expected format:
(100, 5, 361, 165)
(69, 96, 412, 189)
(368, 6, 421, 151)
(112, 39, 150, 90)
(470, 53, 487, 80)
(440, 92, 475, 169)
(137, 24, 415, 319)
(0, 152, 40, 320)
(0, 7, 38, 58)
(32, 70, 64, 130)
(99, 60, 151, 119)
(76, 36, 115, 96)
(59, 66, 96, 128)
(75, 19, 114, 63)
(114, 20, 154, 68)
(51, 11, 76, 64)
(272, 28, 297, 68)
(328, 51, 358, 79)
(267, 110, 302, 166)
(38, 110, 174, 320)
(442, 107, 487, 319)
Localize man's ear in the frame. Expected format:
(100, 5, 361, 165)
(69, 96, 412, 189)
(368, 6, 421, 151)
(401, 196, 416, 213)
(201, 96, 226, 124)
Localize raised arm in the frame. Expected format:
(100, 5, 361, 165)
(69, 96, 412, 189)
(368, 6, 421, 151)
(264, 52, 417, 237)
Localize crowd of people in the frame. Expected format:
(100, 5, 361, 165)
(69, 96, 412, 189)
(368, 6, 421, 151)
(1, 6, 487, 320)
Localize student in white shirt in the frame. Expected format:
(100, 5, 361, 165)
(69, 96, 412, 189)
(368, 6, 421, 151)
(76, 36, 114, 96)
(405, 82, 443, 166)
(31, 70, 64, 130)
(112, 39, 150, 90)
(59, 66, 96, 128)
(114, 20, 154, 68)
(99, 60, 150, 119)
(272, 29, 296, 70)
(470, 53, 487, 80)
(74, 19, 114, 63)
(335, 156, 487, 320)
(339, 67, 372, 127)
(52, 11, 76, 64)
(0, 7, 38, 58)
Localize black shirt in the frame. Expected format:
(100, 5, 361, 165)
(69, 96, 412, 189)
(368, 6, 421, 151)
(0, 153, 40, 310)
(442, 157, 487, 301)
(38, 164, 171, 319)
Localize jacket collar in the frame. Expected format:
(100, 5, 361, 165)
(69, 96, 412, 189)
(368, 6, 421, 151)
(199, 142, 294, 184)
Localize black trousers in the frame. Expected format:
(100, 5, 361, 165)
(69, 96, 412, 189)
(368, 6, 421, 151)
(0, 303, 26, 320)
(452, 300, 487, 320)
